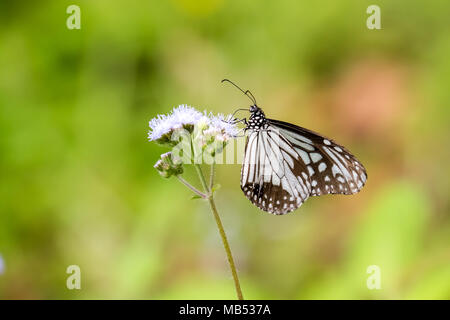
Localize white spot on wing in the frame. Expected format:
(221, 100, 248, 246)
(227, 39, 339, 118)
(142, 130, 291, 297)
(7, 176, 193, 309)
(282, 151, 294, 169)
(318, 162, 326, 172)
(296, 149, 311, 165)
(332, 164, 340, 177)
(310, 152, 323, 163)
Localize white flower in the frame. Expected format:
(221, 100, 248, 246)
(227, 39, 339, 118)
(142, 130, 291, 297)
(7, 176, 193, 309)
(208, 113, 240, 140)
(148, 105, 204, 142)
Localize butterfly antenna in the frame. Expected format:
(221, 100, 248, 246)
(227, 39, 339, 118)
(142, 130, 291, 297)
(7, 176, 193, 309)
(221, 79, 257, 105)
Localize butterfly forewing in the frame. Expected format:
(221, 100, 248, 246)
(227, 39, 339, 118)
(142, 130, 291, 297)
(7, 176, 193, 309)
(269, 119, 367, 197)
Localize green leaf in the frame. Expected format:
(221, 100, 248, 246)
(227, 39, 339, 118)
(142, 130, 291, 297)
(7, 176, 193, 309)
(211, 184, 221, 193)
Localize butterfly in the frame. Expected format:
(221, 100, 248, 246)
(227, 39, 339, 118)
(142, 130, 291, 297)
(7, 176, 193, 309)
(223, 79, 367, 215)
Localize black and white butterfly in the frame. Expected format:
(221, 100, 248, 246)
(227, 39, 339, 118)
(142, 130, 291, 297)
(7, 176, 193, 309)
(223, 79, 367, 215)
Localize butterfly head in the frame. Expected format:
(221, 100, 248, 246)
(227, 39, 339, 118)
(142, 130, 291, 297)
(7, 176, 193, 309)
(249, 105, 265, 117)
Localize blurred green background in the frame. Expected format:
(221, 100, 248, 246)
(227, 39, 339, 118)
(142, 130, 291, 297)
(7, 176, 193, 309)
(0, 0, 449, 299)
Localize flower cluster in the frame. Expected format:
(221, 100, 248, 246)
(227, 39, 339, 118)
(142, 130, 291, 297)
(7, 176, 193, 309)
(148, 105, 203, 145)
(148, 105, 238, 177)
(154, 152, 183, 178)
(148, 105, 238, 145)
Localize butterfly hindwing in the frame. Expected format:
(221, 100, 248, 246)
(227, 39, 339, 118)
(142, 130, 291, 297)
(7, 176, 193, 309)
(241, 130, 311, 214)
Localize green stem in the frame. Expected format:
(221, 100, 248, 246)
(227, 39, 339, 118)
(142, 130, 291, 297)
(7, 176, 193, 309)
(194, 164, 209, 194)
(209, 162, 215, 191)
(194, 164, 244, 300)
(208, 192, 244, 300)
(176, 175, 208, 199)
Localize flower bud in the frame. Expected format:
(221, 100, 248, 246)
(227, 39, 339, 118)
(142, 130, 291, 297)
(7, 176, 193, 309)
(154, 152, 183, 178)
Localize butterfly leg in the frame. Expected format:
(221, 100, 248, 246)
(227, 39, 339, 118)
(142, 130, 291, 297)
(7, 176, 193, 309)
(231, 117, 247, 125)
(232, 127, 247, 138)
(224, 117, 247, 126)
